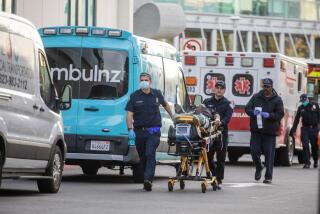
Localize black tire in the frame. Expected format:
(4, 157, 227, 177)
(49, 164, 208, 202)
(168, 181, 174, 192)
(279, 133, 294, 166)
(80, 164, 100, 176)
(228, 150, 241, 164)
(37, 147, 63, 193)
(0, 150, 3, 188)
(132, 164, 144, 183)
(179, 180, 185, 190)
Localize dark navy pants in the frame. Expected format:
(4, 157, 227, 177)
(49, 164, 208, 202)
(300, 127, 319, 165)
(207, 132, 228, 181)
(134, 129, 160, 182)
(250, 132, 276, 180)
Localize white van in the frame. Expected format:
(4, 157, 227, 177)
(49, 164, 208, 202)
(0, 13, 71, 193)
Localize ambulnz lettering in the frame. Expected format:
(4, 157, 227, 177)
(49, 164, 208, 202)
(50, 64, 122, 83)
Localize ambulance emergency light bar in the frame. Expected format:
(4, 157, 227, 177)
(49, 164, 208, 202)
(42, 27, 123, 38)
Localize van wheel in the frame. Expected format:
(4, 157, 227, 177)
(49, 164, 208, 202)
(280, 133, 294, 166)
(132, 164, 144, 183)
(0, 150, 3, 188)
(228, 150, 241, 164)
(81, 164, 100, 176)
(37, 147, 63, 193)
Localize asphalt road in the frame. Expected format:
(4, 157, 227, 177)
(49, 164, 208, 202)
(0, 156, 319, 214)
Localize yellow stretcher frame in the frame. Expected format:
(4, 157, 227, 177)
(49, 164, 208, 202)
(167, 137, 220, 193)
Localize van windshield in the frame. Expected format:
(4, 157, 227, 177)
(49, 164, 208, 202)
(46, 48, 128, 100)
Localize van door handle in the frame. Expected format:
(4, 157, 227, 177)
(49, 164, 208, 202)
(39, 107, 45, 112)
(102, 128, 110, 132)
(84, 107, 99, 112)
(0, 93, 12, 101)
(33, 104, 39, 110)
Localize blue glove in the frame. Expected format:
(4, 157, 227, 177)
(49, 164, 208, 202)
(253, 109, 261, 116)
(128, 130, 136, 140)
(261, 112, 270, 119)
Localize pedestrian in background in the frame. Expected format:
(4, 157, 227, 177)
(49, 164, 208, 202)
(203, 80, 233, 185)
(290, 94, 319, 168)
(245, 78, 284, 184)
(125, 72, 173, 191)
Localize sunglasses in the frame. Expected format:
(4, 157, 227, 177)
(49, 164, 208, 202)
(263, 85, 272, 88)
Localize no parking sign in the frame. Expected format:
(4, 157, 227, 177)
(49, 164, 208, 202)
(181, 38, 205, 51)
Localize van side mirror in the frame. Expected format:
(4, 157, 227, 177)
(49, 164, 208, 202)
(193, 94, 203, 106)
(58, 85, 72, 110)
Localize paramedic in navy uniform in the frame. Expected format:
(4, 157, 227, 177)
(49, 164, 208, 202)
(245, 78, 284, 184)
(290, 94, 319, 169)
(203, 80, 233, 185)
(125, 72, 173, 192)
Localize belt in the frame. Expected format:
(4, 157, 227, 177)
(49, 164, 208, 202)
(302, 125, 318, 128)
(134, 126, 151, 131)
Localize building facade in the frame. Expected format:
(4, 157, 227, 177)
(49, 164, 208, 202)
(0, 0, 133, 32)
(153, 0, 320, 61)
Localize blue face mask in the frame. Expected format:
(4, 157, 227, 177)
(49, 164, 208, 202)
(139, 80, 150, 90)
(302, 101, 308, 107)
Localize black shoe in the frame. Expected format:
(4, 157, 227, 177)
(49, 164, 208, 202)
(263, 179, 272, 184)
(255, 167, 262, 181)
(314, 162, 318, 168)
(303, 164, 310, 169)
(143, 180, 152, 191)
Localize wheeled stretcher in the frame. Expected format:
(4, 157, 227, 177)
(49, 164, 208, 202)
(167, 106, 223, 193)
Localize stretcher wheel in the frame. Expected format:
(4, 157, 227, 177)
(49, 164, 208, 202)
(179, 181, 185, 190)
(201, 182, 207, 193)
(168, 181, 174, 192)
(211, 182, 218, 191)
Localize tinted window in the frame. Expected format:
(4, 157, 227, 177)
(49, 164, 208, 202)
(46, 48, 128, 99)
(163, 58, 179, 103)
(39, 52, 56, 110)
(232, 74, 254, 97)
(203, 73, 225, 95)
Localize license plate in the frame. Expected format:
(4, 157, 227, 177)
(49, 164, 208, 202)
(90, 141, 110, 151)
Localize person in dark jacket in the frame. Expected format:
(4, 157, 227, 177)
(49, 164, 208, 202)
(245, 78, 284, 184)
(290, 94, 319, 168)
(126, 72, 173, 191)
(203, 80, 233, 185)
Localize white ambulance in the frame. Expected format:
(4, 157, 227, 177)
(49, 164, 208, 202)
(182, 51, 307, 166)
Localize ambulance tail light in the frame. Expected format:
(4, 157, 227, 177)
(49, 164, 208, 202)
(241, 57, 253, 67)
(206, 56, 218, 66)
(185, 56, 196, 65)
(185, 76, 197, 86)
(225, 56, 234, 66)
(263, 58, 275, 68)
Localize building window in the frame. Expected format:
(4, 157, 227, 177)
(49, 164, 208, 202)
(285, 34, 310, 58)
(252, 0, 268, 16)
(2, 0, 16, 13)
(67, 0, 96, 26)
(315, 37, 320, 58)
(284, 0, 300, 19)
(253, 33, 279, 53)
(301, 0, 317, 20)
(217, 31, 234, 51)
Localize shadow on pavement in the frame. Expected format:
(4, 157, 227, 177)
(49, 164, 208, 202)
(62, 174, 169, 184)
(0, 189, 39, 197)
